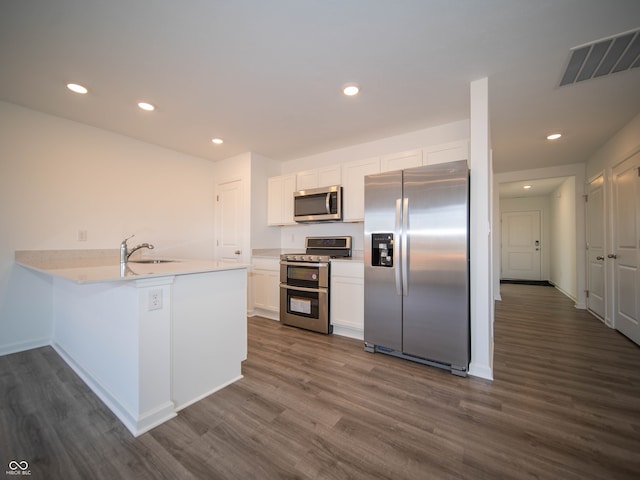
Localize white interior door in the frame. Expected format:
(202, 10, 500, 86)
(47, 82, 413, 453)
(612, 152, 640, 345)
(586, 175, 606, 319)
(501, 210, 542, 280)
(216, 179, 244, 263)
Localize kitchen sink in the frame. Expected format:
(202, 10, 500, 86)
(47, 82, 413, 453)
(129, 259, 177, 264)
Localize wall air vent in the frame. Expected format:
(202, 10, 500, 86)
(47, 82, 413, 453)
(559, 28, 640, 86)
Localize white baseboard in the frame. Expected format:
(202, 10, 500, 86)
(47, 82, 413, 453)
(173, 375, 243, 413)
(249, 308, 279, 321)
(0, 337, 50, 357)
(52, 341, 176, 437)
(332, 324, 364, 341)
(468, 362, 493, 380)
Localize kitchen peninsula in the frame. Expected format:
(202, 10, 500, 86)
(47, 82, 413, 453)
(16, 250, 247, 437)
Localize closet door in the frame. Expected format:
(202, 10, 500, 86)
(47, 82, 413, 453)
(586, 175, 606, 320)
(611, 152, 640, 345)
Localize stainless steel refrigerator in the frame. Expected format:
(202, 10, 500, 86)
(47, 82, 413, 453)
(364, 160, 470, 376)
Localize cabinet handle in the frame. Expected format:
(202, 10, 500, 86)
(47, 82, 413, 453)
(234, 250, 241, 255)
(596, 256, 604, 261)
(607, 253, 617, 259)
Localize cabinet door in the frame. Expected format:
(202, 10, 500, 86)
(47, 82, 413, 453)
(423, 140, 468, 165)
(253, 269, 280, 313)
(317, 165, 341, 187)
(296, 171, 318, 191)
(380, 149, 422, 172)
(267, 175, 296, 225)
(331, 262, 364, 338)
(281, 174, 296, 224)
(297, 165, 341, 190)
(342, 157, 380, 222)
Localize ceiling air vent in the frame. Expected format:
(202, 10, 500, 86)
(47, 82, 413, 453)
(560, 28, 640, 86)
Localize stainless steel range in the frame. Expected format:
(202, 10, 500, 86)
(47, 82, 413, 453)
(280, 236, 352, 334)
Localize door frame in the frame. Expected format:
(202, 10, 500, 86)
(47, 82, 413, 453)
(493, 165, 587, 308)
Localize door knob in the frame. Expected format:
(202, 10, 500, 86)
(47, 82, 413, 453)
(607, 253, 617, 259)
(596, 256, 605, 261)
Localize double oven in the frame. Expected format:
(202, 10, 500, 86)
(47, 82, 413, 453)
(280, 236, 352, 334)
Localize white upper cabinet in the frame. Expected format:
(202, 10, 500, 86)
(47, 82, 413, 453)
(341, 157, 380, 222)
(296, 165, 341, 191)
(267, 174, 296, 226)
(380, 149, 422, 172)
(423, 140, 469, 165)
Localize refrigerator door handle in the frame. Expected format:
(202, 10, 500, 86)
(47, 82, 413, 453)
(395, 198, 402, 295)
(401, 197, 409, 296)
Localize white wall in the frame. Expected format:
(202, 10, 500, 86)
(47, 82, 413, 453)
(213, 151, 281, 262)
(586, 112, 640, 179)
(249, 153, 281, 250)
(0, 101, 218, 354)
(500, 196, 552, 280)
(549, 177, 577, 299)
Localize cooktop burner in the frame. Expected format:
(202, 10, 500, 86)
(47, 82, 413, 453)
(280, 236, 352, 263)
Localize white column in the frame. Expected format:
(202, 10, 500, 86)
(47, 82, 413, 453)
(469, 78, 494, 380)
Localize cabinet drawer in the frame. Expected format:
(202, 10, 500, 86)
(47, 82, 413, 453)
(252, 257, 280, 271)
(331, 260, 364, 278)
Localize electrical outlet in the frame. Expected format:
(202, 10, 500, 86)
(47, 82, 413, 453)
(148, 289, 163, 311)
(78, 230, 88, 241)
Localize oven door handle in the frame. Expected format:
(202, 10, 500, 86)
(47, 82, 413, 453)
(280, 284, 328, 294)
(280, 261, 329, 268)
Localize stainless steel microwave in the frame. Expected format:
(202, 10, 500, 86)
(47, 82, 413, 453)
(294, 185, 342, 222)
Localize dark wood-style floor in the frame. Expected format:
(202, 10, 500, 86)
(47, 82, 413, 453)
(1, 284, 639, 479)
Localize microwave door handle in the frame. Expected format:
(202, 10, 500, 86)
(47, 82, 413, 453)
(325, 192, 331, 214)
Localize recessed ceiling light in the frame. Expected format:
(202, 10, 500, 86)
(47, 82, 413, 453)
(523, 185, 532, 189)
(137, 102, 155, 111)
(67, 83, 88, 94)
(342, 83, 360, 96)
(546, 133, 562, 140)
(211, 138, 224, 145)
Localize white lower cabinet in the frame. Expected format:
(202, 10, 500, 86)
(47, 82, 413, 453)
(251, 258, 280, 320)
(330, 260, 364, 340)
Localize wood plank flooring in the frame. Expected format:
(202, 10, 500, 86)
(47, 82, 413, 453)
(1, 284, 639, 479)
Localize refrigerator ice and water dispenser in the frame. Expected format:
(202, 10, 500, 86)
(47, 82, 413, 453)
(371, 233, 394, 267)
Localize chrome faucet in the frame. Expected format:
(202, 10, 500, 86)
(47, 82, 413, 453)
(120, 234, 154, 263)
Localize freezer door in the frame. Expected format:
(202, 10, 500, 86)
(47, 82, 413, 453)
(364, 170, 403, 351)
(402, 161, 469, 369)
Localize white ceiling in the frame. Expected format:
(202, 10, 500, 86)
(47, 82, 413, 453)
(499, 177, 569, 198)
(1, 1, 639, 173)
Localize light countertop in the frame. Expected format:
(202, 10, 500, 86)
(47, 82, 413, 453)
(16, 249, 247, 284)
